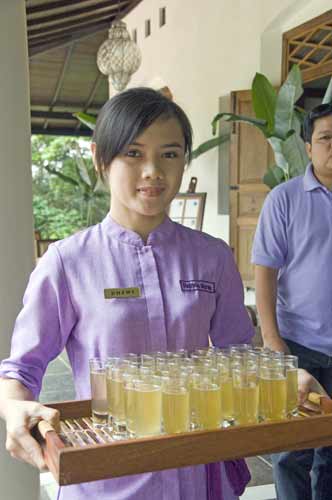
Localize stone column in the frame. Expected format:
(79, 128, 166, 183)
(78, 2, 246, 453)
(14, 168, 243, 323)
(0, 1, 39, 498)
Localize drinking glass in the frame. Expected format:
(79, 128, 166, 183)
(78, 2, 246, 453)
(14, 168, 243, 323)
(162, 375, 190, 434)
(108, 364, 127, 439)
(123, 370, 138, 438)
(284, 355, 298, 416)
(216, 354, 234, 426)
(259, 358, 287, 422)
(133, 376, 162, 437)
(192, 368, 221, 430)
(233, 361, 259, 425)
(89, 358, 108, 427)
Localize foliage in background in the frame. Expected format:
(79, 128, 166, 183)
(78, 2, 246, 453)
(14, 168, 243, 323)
(74, 113, 230, 161)
(32, 136, 109, 239)
(75, 72, 332, 192)
(212, 66, 332, 188)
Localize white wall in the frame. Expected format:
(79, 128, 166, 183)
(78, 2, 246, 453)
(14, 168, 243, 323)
(0, 1, 38, 498)
(125, 0, 264, 242)
(125, 0, 332, 243)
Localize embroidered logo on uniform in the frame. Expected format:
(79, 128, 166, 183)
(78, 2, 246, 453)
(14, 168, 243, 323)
(180, 280, 215, 293)
(104, 287, 141, 299)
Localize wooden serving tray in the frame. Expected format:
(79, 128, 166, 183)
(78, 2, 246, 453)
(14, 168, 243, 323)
(35, 399, 332, 486)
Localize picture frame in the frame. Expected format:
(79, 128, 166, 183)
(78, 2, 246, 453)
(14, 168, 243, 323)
(168, 192, 206, 231)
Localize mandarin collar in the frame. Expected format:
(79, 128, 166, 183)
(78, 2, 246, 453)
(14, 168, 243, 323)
(303, 163, 328, 192)
(101, 213, 176, 247)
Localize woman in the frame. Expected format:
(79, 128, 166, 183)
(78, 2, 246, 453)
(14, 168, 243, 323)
(0, 87, 254, 499)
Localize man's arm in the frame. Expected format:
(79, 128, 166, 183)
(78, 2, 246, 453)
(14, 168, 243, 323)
(255, 264, 289, 353)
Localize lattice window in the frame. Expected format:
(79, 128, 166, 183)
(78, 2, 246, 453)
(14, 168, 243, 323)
(282, 11, 332, 82)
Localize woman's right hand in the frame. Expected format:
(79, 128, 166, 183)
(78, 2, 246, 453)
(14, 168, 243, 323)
(4, 399, 59, 470)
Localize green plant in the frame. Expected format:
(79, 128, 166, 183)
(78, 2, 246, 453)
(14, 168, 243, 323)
(32, 136, 109, 238)
(211, 66, 332, 188)
(74, 112, 230, 161)
(75, 72, 332, 190)
(44, 141, 109, 227)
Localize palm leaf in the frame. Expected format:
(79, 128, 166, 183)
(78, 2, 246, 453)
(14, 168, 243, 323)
(263, 165, 285, 189)
(322, 76, 332, 104)
(44, 165, 79, 187)
(74, 144, 93, 187)
(268, 137, 289, 174)
(282, 132, 308, 178)
(74, 112, 97, 131)
(211, 113, 268, 137)
(191, 134, 230, 160)
(274, 65, 303, 140)
(252, 73, 277, 134)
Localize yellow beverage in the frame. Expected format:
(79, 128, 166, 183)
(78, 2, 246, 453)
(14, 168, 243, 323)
(134, 385, 162, 436)
(124, 385, 136, 435)
(260, 376, 287, 421)
(287, 368, 298, 415)
(162, 390, 190, 433)
(106, 376, 113, 416)
(233, 384, 259, 425)
(259, 376, 269, 420)
(220, 377, 234, 421)
(110, 378, 125, 423)
(189, 384, 200, 428)
(196, 385, 221, 430)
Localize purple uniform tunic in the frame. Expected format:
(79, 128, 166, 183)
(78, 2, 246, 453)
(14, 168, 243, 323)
(0, 214, 253, 500)
(252, 164, 332, 355)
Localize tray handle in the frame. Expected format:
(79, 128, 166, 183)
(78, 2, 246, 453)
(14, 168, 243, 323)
(308, 392, 321, 405)
(38, 420, 55, 439)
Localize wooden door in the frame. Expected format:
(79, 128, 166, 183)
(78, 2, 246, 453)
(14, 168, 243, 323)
(229, 90, 273, 288)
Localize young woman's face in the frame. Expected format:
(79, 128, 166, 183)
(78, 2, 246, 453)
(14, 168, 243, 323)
(106, 117, 186, 224)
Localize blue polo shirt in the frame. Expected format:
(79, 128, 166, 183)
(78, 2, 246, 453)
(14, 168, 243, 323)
(252, 164, 332, 356)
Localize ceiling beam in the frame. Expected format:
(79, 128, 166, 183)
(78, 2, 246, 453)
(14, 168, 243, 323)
(43, 44, 75, 130)
(28, 17, 115, 48)
(28, 23, 108, 57)
(31, 127, 93, 137)
(31, 104, 101, 113)
(28, 10, 121, 39)
(28, 0, 143, 57)
(28, 0, 128, 29)
(26, 0, 111, 16)
(31, 110, 90, 121)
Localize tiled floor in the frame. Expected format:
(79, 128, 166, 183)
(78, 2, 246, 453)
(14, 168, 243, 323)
(39, 354, 277, 500)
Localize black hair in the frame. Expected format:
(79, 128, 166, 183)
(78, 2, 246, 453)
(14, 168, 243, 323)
(303, 103, 332, 143)
(92, 87, 193, 177)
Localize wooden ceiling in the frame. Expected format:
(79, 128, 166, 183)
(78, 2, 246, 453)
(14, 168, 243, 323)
(27, 0, 143, 136)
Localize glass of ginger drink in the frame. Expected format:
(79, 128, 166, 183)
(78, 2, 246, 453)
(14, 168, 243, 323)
(89, 358, 108, 427)
(233, 360, 259, 425)
(162, 374, 190, 434)
(215, 353, 234, 426)
(284, 355, 298, 416)
(192, 368, 221, 430)
(259, 357, 287, 422)
(133, 375, 162, 437)
(109, 363, 127, 439)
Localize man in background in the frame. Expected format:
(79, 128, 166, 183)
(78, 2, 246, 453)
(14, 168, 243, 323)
(252, 103, 332, 500)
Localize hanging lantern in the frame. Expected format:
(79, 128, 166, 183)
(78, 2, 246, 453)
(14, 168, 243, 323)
(97, 21, 141, 92)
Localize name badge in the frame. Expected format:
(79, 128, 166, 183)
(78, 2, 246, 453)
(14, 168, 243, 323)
(104, 287, 141, 299)
(180, 280, 216, 293)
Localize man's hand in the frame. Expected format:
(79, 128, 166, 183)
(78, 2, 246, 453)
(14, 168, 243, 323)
(263, 336, 290, 354)
(298, 368, 328, 411)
